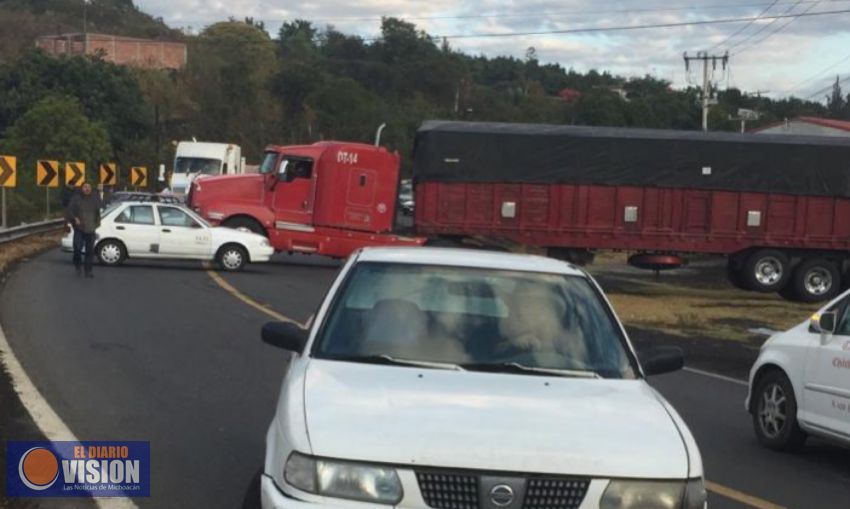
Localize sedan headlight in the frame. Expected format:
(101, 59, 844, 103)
(601, 478, 706, 509)
(284, 452, 403, 504)
(260, 238, 270, 248)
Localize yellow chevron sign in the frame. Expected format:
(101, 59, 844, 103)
(37, 160, 60, 188)
(65, 161, 86, 187)
(100, 163, 118, 186)
(0, 155, 16, 188)
(130, 166, 148, 187)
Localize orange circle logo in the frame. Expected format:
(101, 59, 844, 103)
(18, 447, 59, 490)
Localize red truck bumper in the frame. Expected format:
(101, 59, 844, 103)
(269, 224, 426, 258)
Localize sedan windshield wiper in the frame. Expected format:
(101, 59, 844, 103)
(461, 362, 601, 379)
(324, 354, 465, 371)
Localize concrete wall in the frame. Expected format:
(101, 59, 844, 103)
(757, 121, 850, 137)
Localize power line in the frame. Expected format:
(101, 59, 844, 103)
(783, 51, 850, 94)
(168, 0, 850, 26)
(731, 0, 822, 55)
(430, 8, 850, 40)
(725, 0, 804, 53)
(708, 0, 779, 51)
(804, 75, 849, 100)
(180, 8, 850, 45)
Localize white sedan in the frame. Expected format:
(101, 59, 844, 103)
(747, 290, 850, 450)
(61, 201, 274, 271)
(260, 247, 706, 509)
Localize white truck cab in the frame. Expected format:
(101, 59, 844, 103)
(170, 141, 245, 195)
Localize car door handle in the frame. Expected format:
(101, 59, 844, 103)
(116, 226, 125, 230)
(162, 228, 171, 233)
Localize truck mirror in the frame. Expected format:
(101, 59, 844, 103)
(278, 161, 289, 181)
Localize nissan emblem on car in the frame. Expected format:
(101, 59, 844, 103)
(489, 484, 515, 507)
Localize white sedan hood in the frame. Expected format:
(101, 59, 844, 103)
(302, 360, 690, 479)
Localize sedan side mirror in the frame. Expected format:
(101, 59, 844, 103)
(262, 321, 308, 353)
(812, 311, 837, 335)
(639, 346, 684, 376)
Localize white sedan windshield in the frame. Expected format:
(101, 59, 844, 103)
(315, 262, 637, 379)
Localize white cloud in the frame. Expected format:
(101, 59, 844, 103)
(136, 0, 850, 100)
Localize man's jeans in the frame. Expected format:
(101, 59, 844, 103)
(72, 229, 96, 274)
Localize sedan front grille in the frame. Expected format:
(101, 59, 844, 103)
(415, 471, 589, 509)
(523, 478, 589, 509)
(417, 472, 479, 509)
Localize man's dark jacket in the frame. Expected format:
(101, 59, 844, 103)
(66, 193, 102, 234)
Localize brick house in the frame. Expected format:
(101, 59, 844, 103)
(36, 32, 186, 70)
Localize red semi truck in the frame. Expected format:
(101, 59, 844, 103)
(188, 121, 850, 303)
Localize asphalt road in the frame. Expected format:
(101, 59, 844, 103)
(1, 250, 849, 508)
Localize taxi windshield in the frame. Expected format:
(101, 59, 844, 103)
(314, 262, 637, 379)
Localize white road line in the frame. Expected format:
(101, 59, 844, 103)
(0, 323, 139, 509)
(684, 366, 749, 387)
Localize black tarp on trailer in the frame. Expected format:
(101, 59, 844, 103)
(413, 120, 850, 198)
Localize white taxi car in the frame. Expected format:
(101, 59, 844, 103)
(260, 247, 707, 509)
(61, 201, 273, 271)
(747, 290, 850, 450)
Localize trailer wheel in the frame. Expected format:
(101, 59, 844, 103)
(742, 249, 790, 293)
(787, 258, 841, 303)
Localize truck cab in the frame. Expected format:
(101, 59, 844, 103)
(170, 141, 245, 196)
(188, 141, 424, 258)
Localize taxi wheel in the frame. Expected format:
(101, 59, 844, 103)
(752, 370, 806, 451)
(217, 244, 248, 272)
(97, 239, 126, 266)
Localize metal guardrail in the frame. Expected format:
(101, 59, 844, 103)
(0, 219, 65, 245)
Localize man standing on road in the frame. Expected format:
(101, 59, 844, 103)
(66, 182, 102, 278)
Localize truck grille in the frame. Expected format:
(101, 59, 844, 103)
(415, 472, 589, 509)
(417, 472, 479, 509)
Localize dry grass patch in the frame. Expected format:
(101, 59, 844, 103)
(0, 232, 62, 274)
(589, 253, 819, 342)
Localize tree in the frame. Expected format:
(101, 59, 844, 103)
(827, 76, 845, 119)
(1, 95, 112, 225)
(0, 50, 150, 159)
(187, 21, 279, 158)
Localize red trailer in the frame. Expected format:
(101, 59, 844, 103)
(412, 121, 850, 302)
(188, 121, 850, 302)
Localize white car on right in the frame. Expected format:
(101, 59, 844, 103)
(747, 290, 850, 450)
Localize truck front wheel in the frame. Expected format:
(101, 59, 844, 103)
(742, 249, 790, 293)
(222, 217, 266, 237)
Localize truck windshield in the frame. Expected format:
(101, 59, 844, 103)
(314, 262, 637, 379)
(175, 157, 222, 175)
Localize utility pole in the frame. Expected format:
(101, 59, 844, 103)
(684, 51, 728, 131)
(82, 0, 88, 54)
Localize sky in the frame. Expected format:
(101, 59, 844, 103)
(135, 0, 850, 101)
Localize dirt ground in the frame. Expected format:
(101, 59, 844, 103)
(0, 232, 63, 275)
(589, 252, 821, 379)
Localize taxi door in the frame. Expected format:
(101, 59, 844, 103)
(156, 205, 211, 258)
(803, 296, 850, 438)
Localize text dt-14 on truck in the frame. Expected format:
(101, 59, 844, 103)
(188, 120, 850, 303)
